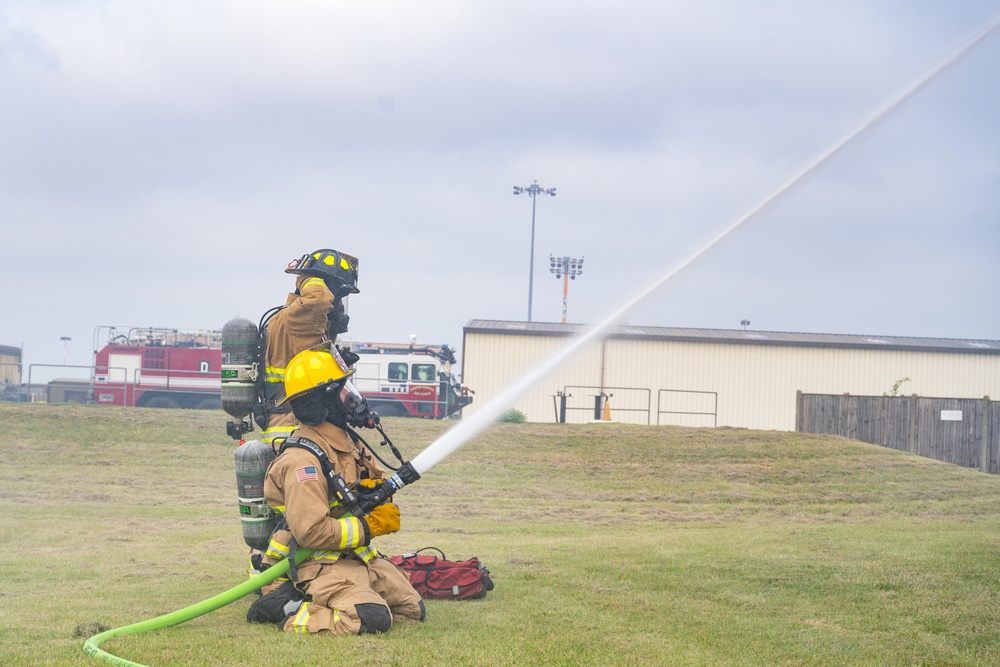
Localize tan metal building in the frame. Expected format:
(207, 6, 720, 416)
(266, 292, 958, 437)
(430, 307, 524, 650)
(0, 344, 21, 384)
(460, 320, 1000, 431)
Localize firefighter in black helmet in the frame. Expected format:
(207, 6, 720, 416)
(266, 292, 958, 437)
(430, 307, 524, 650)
(259, 249, 364, 446)
(286, 249, 361, 299)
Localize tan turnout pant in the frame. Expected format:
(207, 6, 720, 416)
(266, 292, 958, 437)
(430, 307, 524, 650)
(281, 555, 423, 635)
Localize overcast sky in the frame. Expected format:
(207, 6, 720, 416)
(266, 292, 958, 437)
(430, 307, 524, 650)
(2, 1, 998, 381)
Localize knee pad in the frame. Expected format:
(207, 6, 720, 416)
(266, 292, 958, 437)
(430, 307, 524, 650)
(355, 603, 392, 634)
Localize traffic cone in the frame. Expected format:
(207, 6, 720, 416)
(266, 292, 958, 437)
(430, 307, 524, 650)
(602, 399, 612, 421)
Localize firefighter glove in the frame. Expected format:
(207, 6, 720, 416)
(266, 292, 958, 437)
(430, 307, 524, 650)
(364, 502, 401, 538)
(338, 345, 360, 367)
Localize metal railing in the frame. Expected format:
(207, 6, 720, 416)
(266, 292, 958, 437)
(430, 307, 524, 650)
(556, 385, 652, 424)
(656, 389, 718, 427)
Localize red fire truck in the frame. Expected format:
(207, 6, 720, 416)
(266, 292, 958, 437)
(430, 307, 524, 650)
(91, 326, 223, 409)
(87, 326, 472, 418)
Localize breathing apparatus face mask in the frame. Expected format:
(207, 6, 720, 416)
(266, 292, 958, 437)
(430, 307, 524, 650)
(323, 385, 351, 428)
(328, 300, 350, 335)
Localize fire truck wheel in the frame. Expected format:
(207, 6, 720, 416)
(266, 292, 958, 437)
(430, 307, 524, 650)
(143, 396, 182, 409)
(196, 397, 222, 410)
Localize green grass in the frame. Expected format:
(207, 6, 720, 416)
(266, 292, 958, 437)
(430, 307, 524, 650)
(2, 403, 1000, 666)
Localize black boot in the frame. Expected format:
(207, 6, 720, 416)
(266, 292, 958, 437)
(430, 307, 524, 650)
(247, 581, 304, 625)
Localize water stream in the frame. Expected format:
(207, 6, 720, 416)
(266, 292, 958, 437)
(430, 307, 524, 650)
(409, 14, 1000, 477)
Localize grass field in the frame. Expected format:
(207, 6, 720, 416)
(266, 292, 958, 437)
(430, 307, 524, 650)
(2, 402, 1000, 666)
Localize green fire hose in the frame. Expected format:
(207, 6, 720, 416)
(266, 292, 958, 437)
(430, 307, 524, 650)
(83, 548, 314, 667)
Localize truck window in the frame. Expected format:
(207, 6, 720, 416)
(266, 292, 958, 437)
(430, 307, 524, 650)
(412, 364, 436, 382)
(388, 363, 408, 382)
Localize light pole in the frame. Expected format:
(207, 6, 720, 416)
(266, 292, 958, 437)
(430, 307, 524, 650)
(550, 255, 584, 324)
(60, 336, 71, 365)
(513, 179, 556, 322)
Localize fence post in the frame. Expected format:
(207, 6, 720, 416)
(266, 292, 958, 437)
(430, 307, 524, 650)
(981, 395, 992, 473)
(840, 393, 851, 438)
(908, 394, 918, 454)
(795, 390, 803, 432)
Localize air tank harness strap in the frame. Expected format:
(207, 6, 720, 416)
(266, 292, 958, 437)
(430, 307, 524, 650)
(287, 536, 302, 583)
(265, 512, 304, 583)
(278, 436, 359, 582)
(262, 381, 292, 414)
(279, 436, 338, 487)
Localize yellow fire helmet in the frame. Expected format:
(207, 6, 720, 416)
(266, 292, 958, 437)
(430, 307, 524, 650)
(278, 344, 355, 406)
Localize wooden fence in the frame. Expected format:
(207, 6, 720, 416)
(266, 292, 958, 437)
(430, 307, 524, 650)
(796, 392, 999, 474)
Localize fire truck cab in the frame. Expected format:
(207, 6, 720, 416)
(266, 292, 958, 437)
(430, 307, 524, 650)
(347, 341, 472, 419)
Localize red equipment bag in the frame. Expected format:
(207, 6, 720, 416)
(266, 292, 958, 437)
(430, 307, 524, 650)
(389, 547, 495, 600)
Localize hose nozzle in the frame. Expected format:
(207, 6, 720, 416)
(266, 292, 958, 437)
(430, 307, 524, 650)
(355, 461, 420, 515)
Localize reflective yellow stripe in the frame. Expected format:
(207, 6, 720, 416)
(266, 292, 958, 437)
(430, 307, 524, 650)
(291, 603, 311, 634)
(265, 367, 286, 383)
(354, 544, 378, 562)
(262, 428, 295, 437)
(303, 277, 325, 289)
(265, 538, 290, 560)
(262, 425, 298, 444)
(338, 517, 363, 550)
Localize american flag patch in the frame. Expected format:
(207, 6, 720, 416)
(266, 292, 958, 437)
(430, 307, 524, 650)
(295, 465, 319, 483)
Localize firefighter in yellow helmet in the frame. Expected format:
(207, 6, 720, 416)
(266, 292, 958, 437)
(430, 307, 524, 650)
(258, 249, 364, 447)
(247, 345, 424, 634)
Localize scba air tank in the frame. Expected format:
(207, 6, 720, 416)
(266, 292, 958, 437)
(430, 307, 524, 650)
(221, 316, 260, 420)
(235, 439, 276, 550)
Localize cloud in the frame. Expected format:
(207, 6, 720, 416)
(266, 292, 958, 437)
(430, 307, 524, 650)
(0, 0, 997, 377)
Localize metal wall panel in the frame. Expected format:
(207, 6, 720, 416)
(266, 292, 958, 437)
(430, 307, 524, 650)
(462, 331, 1000, 430)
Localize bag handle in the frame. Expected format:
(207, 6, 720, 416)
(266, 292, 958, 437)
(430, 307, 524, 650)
(409, 546, 447, 560)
